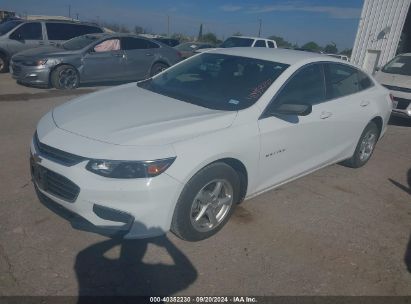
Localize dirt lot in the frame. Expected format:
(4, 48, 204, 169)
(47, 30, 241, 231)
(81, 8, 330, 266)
(0, 73, 410, 296)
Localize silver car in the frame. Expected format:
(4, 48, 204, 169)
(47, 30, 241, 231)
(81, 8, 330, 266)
(0, 19, 104, 73)
(10, 33, 182, 89)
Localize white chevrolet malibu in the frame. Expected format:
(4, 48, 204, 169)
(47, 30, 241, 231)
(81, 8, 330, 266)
(31, 48, 392, 241)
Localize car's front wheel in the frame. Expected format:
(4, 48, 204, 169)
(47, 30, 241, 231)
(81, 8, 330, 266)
(51, 65, 80, 89)
(342, 121, 379, 168)
(171, 162, 240, 241)
(0, 53, 8, 73)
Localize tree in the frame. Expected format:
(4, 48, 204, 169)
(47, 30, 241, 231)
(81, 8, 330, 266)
(171, 33, 191, 43)
(340, 48, 353, 57)
(300, 41, 322, 52)
(134, 25, 144, 34)
(323, 42, 338, 54)
(200, 32, 219, 44)
(268, 35, 292, 48)
(232, 31, 242, 36)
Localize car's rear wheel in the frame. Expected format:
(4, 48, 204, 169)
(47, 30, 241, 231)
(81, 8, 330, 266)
(342, 121, 379, 168)
(51, 65, 80, 89)
(171, 162, 240, 241)
(0, 53, 8, 73)
(150, 62, 169, 77)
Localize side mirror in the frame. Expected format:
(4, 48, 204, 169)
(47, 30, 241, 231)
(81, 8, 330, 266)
(271, 103, 312, 116)
(375, 66, 380, 72)
(10, 33, 23, 41)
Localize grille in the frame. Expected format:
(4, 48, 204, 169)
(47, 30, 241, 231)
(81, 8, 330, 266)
(383, 84, 411, 94)
(31, 163, 80, 202)
(393, 97, 411, 110)
(34, 132, 86, 167)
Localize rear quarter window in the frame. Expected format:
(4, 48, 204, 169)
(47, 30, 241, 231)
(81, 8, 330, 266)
(46, 23, 102, 40)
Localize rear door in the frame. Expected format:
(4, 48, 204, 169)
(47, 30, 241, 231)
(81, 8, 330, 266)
(7, 22, 44, 54)
(121, 37, 159, 80)
(82, 38, 127, 82)
(45, 23, 103, 46)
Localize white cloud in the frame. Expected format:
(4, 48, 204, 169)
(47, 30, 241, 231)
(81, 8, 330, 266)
(220, 5, 243, 12)
(250, 4, 361, 19)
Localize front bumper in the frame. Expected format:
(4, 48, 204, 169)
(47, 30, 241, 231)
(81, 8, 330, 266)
(11, 62, 51, 86)
(30, 137, 184, 239)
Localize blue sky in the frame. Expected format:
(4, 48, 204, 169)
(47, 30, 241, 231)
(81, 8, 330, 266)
(2, 0, 364, 49)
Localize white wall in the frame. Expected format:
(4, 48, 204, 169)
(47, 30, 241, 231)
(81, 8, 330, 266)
(351, 0, 411, 73)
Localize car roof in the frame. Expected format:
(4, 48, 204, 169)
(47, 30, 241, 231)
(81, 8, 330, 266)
(208, 47, 336, 65)
(229, 36, 274, 41)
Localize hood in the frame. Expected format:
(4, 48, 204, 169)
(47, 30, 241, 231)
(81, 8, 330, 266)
(12, 46, 79, 60)
(52, 83, 237, 146)
(375, 71, 411, 89)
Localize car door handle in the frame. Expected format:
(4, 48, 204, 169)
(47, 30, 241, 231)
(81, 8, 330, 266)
(112, 53, 124, 57)
(145, 53, 153, 56)
(38, 41, 45, 45)
(320, 111, 333, 119)
(360, 100, 370, 107)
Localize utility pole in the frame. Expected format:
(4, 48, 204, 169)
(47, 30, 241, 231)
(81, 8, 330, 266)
(68, 5, 71, 19)
(167, 15, 170, 37)
(258, 18, 262, 37)
(76, 13, 79, 20)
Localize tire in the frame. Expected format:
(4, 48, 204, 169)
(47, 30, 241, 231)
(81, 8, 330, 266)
(342, 121, 379, 168)
(51, 65, 79, 89)
(171, 162, 240, 241)
(150, 62, 169, 77)
(0, 53, 8, 73)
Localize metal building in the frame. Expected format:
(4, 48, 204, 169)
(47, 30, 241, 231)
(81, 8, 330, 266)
(351, 0, 411, 73)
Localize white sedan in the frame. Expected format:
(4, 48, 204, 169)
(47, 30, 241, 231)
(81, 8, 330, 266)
(31, 48, 392, 241)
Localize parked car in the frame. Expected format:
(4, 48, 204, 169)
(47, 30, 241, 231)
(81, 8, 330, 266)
(175, 42, 215, 59)
(374, 53, 411, 119)
(0, 19, 104, 73)
(220, 36, 277, 48)
(326, 54, 350, 61)
(31, 48, 391, 241)
(154, 37, 180, 47)
(11, 33, 181, 89)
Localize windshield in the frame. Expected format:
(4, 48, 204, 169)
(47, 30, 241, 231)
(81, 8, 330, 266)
(0, 20, 22, 36)
(382, 55, 411, 76)
(138, 53, 289, 111)
(62, 35, 100, 51)
(221, 37, 254, 48)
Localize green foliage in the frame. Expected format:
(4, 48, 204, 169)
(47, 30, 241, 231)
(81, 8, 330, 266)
(268, 35, 292, 48)
(323, 42, 338, 54)
(200, 32, 219, 44)
(300, 41, 322, 52)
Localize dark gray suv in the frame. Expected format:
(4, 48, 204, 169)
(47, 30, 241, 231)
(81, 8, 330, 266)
(0, 19, 104, 72)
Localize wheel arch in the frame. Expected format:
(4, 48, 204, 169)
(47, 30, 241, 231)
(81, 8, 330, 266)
(370, 116, 383, 139)
(49, 63, 80, 86)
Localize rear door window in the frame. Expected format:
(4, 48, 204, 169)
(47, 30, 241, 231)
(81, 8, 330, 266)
(10, 22, 42, 40)
(121, 37, 159, 50)
(254, 40, 267, 47)
(46, 23, 103, 40)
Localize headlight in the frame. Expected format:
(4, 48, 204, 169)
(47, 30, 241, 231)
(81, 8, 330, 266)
(86, 157, 176, 178)
(22, 59, 48, 66)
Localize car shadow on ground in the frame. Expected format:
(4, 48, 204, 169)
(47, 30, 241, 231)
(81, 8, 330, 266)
(75, 235, 198, 301)
(388, 116, 411, 127)
(34, 186, 198, 299)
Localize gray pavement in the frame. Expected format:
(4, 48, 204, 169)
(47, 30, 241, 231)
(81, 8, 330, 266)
(0, 73, 410, 296)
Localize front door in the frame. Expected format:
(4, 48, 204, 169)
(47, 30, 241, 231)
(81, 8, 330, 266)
(82, 38, 127, 82)
(7, 22, 44, 54)
(257, 63, 336, 193)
